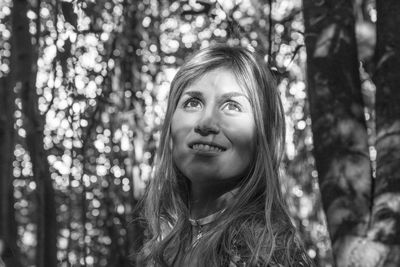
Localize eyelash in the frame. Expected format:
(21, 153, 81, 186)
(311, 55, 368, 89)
(182, 98, 242, 112)
(222, 101, 242, 112)
(183, 97, 202, 109)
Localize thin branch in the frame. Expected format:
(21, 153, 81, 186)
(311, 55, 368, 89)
(268, 0, 273, 64)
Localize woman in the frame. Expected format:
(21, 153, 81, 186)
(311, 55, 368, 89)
(140, 45, 313, 266)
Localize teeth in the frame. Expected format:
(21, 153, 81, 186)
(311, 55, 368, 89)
(192, 144, 222, 152)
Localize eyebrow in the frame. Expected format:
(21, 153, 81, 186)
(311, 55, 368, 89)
(182, 90, 250, 102)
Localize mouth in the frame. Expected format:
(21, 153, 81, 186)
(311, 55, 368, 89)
(189, 142, 227, 153)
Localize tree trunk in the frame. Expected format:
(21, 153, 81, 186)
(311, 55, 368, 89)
(370, 0, 400, 265)
(118, 2, 146, 263)
(10, 1, 58, 266)
(302, 0, 376, 266)
(0, 75, 22, 267)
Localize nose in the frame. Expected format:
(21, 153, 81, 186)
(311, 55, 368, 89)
(194, 108, 220, 136)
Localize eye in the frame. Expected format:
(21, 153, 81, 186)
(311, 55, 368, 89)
(222, 101, 242, 112)
(183, 98, 202, 110)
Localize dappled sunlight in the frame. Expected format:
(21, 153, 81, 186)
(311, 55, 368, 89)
(300, 0, 400, 265)
(369, 192, 400, 244)
(335, 235, 388, 267)
(4, 0, 384, 266)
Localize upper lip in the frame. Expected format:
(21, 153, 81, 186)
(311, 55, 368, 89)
(188, 140, 227, 151)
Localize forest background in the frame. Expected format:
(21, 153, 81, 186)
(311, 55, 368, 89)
(0, 0, 399, 266)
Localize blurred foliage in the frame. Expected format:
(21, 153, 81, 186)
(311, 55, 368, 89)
(0, 0, 376, 266)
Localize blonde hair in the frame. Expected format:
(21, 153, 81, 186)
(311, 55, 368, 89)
(140, 45, 310, 266)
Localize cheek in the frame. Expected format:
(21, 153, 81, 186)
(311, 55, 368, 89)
(170, 111, 192, 155)
(236, 129, 256, 161)
(225, 118, 256, 152)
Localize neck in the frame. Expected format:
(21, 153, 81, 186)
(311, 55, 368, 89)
(189, 180, 239, 219)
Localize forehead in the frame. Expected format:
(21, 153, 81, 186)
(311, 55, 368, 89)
(182, 67, 249, 96)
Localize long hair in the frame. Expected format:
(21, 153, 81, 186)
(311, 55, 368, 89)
(140, 45, 309, 266)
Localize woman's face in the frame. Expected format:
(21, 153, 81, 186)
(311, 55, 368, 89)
(170, 67, 256, 185)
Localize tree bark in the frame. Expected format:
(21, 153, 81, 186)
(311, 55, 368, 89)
(302, 0, 376, 266)
(10, 1, 58, 266)
(370, 0, 400, 265)
(0, 75, 22, 267)
(118, 1, 146, 263)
